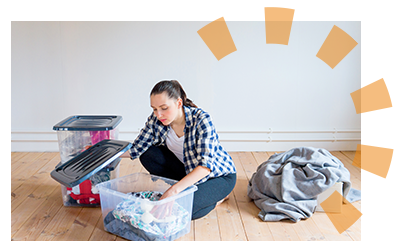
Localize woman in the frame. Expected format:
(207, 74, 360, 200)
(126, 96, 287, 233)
(122, 80, 236, 220)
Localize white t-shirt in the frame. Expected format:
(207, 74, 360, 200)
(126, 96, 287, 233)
(166, 128, 185, 163)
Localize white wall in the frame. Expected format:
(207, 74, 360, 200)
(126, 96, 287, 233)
(11, 21, 361, 151)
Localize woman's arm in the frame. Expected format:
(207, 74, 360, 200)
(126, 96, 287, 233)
(120, 113, 157, 160)
(160, 165, 210, 200)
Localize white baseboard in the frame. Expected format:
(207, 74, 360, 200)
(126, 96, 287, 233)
(11, 129, 361, 152)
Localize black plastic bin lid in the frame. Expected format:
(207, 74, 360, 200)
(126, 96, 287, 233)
(53, 115, 122, 131)
(51, 139, 132, 187)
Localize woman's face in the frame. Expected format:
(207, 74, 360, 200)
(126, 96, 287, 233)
(150, 92, 182, 126)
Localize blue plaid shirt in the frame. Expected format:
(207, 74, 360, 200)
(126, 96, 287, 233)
(129, 106, 236, 184)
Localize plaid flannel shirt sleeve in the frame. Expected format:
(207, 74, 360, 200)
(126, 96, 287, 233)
(195, 113, 217, 172)
(129, 114, 156, 160)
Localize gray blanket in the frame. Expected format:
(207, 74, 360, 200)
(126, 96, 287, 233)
(247, 147, 361, 222)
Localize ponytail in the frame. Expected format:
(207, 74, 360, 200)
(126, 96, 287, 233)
(150, 80, 198, 108)
(183, 97, 197, 108)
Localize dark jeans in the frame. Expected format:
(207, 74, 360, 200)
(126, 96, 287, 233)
(139, 145, 237, 220)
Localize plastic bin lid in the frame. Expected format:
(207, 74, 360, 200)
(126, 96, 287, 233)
(51, 139, 132, 187)
(53, 115, 122, 131)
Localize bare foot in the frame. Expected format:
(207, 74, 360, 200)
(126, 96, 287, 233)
(216, 195, 230, 206)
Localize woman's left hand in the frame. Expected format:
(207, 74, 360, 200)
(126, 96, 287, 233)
(152, 166, 210, 218)
(159, 185, 179, 200)
(159, 166, 210, 201)
(151, 185, 178, 219)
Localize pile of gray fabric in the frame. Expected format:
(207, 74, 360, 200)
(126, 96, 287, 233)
(247, 147, 361, 222)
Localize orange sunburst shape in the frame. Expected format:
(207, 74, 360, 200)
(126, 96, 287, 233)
(351, 78, 392, 114)
(197, 17, 237, 61)
(320, 191, 362, 234)
(352, 144, 394, 178)
(264, 7, 295, 45)
(316, 25, 358, 69)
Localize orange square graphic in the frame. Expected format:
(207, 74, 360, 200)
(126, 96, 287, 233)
(264, 7, 295, 45)
(197, 17, 237, 61)
(316, 25, 358, 69)
(351, 78, 392, 114)
(350, 89, 362, 114)
(264, 7, 294, 21)
(352, 146, 361, 169)
(353, 144, 393, 178)
(265, 21, 293, 45)
(320, 191, 362, 234)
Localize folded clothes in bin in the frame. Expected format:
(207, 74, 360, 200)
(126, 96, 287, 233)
(66, 179, 100, 205)
(90, 130, 113, 145)
(104, 191, 190, 240)
(65, 167, 115, 205)
(97, 173, 197, 241)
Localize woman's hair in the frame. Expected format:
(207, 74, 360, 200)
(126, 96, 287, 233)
(150, 80, 198, 108)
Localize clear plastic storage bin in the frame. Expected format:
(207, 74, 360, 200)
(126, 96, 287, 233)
(96, 173, 198, 241)
(52, 115, 123, 207)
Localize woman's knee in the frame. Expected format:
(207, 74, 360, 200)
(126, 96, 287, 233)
(192, 204, 216, 220)
(191, 173, 237, 220)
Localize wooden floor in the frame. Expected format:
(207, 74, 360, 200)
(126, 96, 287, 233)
(11, 151, 361, 241)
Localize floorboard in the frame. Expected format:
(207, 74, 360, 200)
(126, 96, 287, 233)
(11, 151, 361, 241)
